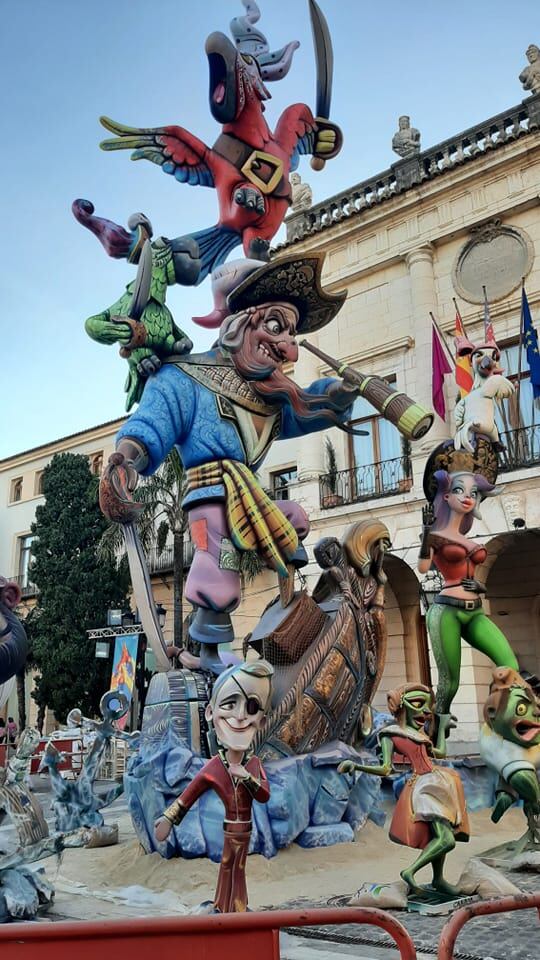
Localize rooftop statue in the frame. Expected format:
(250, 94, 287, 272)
(392, 115, 421, 159)
(290, 172, 313, 212)
(519, 44, 540, 96)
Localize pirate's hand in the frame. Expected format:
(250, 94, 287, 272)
(99, 445, 146, 524)
(312, 119, 343, 162)
(228, 762, 250, 780)
(154, 816, 173, 842)
(327, 378, 359, 409)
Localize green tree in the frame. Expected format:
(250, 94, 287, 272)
(29, 453, 129, 726)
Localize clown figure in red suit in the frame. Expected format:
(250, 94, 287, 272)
(155, 660, 273, 912)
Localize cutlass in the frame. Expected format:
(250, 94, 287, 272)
(309, 0, 342, 170)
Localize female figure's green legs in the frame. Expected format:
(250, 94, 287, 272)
(400, 820, 460, 898)
(428, 605, 519, 715)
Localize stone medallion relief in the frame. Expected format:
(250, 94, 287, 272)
(452, 219, 534, 303)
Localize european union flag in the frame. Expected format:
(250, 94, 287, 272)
(522, 287, 540, 401)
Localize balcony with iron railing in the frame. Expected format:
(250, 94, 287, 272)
(147, 540, 194, 575)
(498, 424, 540, 473)
(319, 453, 413, 509)
(10, 575, 38, 599)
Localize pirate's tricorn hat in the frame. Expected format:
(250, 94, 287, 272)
(423, 438, 498, 503)
(227, 252, 347, 335)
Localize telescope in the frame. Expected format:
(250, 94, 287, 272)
(300, 340, 434, 441)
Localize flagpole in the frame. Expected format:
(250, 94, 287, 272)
(516, 278, 525, 431)
(452, 298, 465, 328)
(429, 312, 455, 367)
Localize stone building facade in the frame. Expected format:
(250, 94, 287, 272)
(2, 92, 539, 749)
(249, 91, 540, 751)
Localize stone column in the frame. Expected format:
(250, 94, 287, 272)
(295, 343, 326, 481)
(404, 244, 449, 449)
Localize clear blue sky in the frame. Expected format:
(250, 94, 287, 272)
(1, 0, 536, 458)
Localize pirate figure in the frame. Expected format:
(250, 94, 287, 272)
(100, 253, 362, 672)
(154, 660, 273, 913)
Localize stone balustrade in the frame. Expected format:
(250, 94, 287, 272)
(284, 94, 540, 246)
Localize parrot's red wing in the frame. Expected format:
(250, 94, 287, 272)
(100, 116, 215, 187)
(273, 104, 318, 158)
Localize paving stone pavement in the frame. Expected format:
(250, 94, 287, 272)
(274, 872, 540, 960)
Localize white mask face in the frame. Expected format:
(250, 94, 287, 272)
(206, 673, 269, 751)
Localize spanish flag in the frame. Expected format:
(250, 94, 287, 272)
(454, 304, 473, 398)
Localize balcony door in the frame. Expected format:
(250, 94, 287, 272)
(348, 395, 409, 500)
(495, 341, 540, 470)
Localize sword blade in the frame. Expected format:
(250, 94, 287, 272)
(128, 238, 152, 321)
(123, 522, 171, 672)
(309, 0, 333, 119)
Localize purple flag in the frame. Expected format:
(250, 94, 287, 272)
(432, 323, 452, 420)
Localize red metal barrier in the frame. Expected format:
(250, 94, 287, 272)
(0, 906, 417, 960)
(29, 736, 83, 775)
(437, 892, 540, 960)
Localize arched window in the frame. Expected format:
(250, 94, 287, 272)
(89, 451, 104, 476)
(9, 477, 23, 503)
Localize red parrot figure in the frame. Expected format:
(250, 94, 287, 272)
(73, 0, 343, 306)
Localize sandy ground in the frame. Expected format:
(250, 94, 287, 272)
(42, 805, 529, 919)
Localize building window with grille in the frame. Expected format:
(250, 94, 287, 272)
(9, 477, 23, 503)
(347, 392, 411, 500)
(89, 451, 104, 476)
(495, 340, 540, 470)
(18, 535, 35, 589)
(270, 466, 297, 500)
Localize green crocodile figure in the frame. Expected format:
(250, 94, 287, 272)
(85, 238, 193, 410)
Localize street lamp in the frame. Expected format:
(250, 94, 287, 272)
(419, 569, 443, 615)
(95, 640, 110, 659)
(156, 603, 167, 630)
(106, 608, 122, 628)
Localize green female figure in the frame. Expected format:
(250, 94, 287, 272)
(339, 683, 469, 899)
(419, 460, 518, 716)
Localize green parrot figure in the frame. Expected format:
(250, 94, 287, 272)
(85, 237, 193, 410)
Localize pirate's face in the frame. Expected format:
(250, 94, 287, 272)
(235, 302, 299, 379)
(206, 672, 270, 751)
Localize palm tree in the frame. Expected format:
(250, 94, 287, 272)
(99, 449, 188, 645)
(99, 450, 266, 647)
